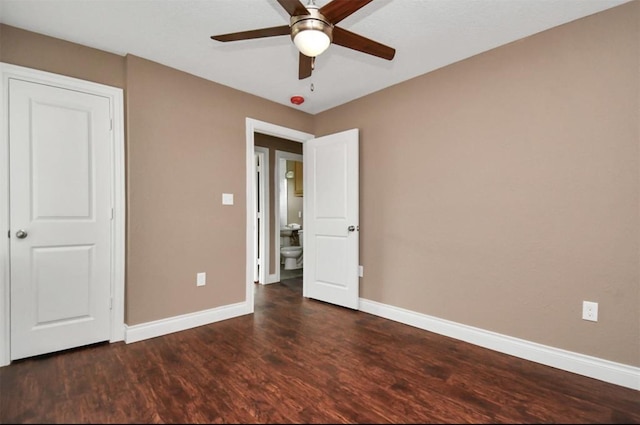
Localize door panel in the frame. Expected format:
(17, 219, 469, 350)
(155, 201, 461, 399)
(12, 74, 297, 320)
(33, 245, 94, 323)
(32, 102, 93, 218)
(9, 78, 112, 360)
(304, 129, 359, 309)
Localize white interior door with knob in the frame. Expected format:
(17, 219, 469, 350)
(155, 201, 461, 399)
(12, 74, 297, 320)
(303, 128, 359, 309)
(9, 78, 113, 360)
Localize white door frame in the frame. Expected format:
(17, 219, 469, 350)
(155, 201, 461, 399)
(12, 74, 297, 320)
(245, 118, 313, 309)
(274, 150, 303, 283)
(0, 63, 126, 367)
(254, 146, 269, 285)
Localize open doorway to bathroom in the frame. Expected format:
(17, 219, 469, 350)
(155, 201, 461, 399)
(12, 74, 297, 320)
(253, 132, 305, 285)
(277, 152, 304, 281)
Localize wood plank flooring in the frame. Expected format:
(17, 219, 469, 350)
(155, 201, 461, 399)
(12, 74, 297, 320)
(1, 278, 638, 424)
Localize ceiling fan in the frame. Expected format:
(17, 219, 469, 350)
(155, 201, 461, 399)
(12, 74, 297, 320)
(210, 0, 396, 80)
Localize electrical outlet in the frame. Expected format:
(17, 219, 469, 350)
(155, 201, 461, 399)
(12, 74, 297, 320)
(197, 272, 206, 287)
(358, 265, 364, 277)
(582, 301, 598, 322)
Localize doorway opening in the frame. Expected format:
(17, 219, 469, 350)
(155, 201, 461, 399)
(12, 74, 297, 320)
(276, 151, 304, 282)
(244, 119, 314, 311)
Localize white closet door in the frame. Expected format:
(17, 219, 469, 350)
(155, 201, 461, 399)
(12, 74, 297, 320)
(9, 78, 112, 360)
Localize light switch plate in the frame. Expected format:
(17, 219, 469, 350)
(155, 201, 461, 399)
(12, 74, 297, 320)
(197, 272, 206, 286)
(222, 193, 234, 205)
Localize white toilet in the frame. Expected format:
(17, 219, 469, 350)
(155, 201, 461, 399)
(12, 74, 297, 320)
(280, 227, 293, 247)
(281, 229, 303, 270)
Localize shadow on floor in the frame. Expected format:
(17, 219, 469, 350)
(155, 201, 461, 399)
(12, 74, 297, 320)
(280, 266, 302, 280)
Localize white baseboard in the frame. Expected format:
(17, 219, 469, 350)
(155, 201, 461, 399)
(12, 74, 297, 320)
(122, 296, 639, 391)
(125, 301, 250, 344)
(265, 273, 279, 285)
(359, 298, 640, 391)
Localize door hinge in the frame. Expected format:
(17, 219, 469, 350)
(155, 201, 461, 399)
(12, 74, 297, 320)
(110, 118, 113, 131)
(110, 207, 114, 220)
(7, 230, 10, 238)
(109, 297, 113, 310)
(256, 212, 262, 219)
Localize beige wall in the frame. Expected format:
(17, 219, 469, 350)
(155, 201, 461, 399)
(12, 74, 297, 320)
(0, 24, 125, 88)
(254, 134, 303, 275)
(1, 0, 638, 367)
(124, 55, 312, 324)
(315, 2, 640, 366)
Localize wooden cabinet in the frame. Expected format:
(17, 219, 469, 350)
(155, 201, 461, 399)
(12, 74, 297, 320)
(294, 161, 303, 197)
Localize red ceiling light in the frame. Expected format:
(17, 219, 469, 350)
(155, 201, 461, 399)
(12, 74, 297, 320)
(290, 95, 305, 105)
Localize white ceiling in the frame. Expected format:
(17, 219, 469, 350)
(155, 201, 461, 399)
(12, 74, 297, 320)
(0, 0, 629, 114)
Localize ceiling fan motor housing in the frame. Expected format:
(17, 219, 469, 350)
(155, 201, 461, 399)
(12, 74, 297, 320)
(290, 8, 334, 53)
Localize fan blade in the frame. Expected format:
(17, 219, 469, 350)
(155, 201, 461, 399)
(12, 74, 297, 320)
(299, 53, 313, 79)
(332, 26, 395, 60)
(320, 0, 373, 25)
(211, 25, 290, 42)
(277, 0, 309, 17)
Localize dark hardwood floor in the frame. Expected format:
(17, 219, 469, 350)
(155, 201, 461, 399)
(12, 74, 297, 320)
(1, 278, 638, 424)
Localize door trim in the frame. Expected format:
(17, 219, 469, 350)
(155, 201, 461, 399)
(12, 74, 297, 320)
(254, 146, 269, 285)
(0, 63, 126, 366)
(245, 118, 313, 309)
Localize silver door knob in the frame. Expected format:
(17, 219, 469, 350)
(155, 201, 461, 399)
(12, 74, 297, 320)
(348, 225, 356, 232)
(15, 229, 28, 239)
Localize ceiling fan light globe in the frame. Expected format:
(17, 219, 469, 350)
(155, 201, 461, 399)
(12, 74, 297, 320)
(294, 29, 331, 57)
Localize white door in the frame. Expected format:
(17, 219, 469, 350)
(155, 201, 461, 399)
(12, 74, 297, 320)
(303, 129, 359, 309)
(9, 78, 112, 360)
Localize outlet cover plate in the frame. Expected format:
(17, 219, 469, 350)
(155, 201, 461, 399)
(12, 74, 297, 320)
(582, 301, 598, 322)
